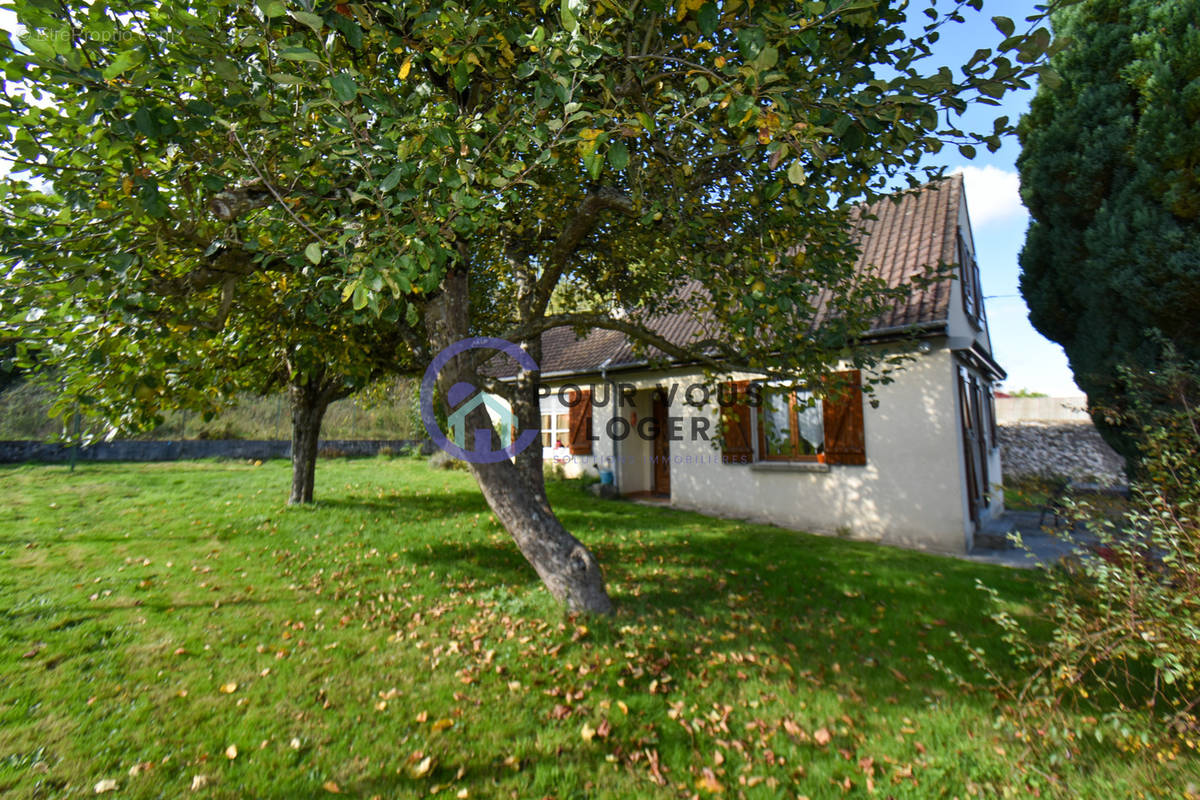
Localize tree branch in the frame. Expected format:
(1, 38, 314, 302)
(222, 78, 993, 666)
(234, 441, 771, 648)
(531, 187, 636, 318)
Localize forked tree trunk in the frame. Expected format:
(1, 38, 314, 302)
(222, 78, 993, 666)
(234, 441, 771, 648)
(288, 379, 332, 505)
(426, 266, 613, 614)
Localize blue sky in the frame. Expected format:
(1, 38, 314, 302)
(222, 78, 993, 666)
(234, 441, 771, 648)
(905, 0, 1083, 395)
(0, 3, 1081, 395)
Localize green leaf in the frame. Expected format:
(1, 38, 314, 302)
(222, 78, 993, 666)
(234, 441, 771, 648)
(351, 284, 368, 311)
(291, 10, 325, 33)
(256, 0, 286, 17)
(132, 107, 158, 137)
(786, 160, 806, 186)
(754, 46, 779, 71)
(958, 144, 977, 159)
(102, 49, 144, 80)
(304, 243, 323, 265)
(270, 73, 307, 86)
(991, 16, 1015, 38)
(560, 0, 577, 33)
(330, 73, 357, 102)
(212, 60, 239, 82)
(380, 167, 404, 193)
(607, 141, 629, 171)
(279, 46, 321, 63)
(697, 3, 718, 36)
(1038, 65, 1063, 91)
(583, 153, 603, 181)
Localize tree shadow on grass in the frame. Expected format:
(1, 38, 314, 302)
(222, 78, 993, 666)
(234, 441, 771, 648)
(306, 477, 1037, 727)
(315, 489, 489, 518)
(406, 488, 1044, 722)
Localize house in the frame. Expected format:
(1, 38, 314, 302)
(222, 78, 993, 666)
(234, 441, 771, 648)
(521, 175, 1004, 555)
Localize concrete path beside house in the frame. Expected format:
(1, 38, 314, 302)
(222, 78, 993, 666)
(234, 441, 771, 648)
(964, 510, 1098, 568)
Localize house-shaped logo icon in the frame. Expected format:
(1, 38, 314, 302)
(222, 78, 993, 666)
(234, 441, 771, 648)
(446, 389, 516, 452)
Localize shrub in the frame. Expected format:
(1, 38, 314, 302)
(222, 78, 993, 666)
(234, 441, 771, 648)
(428, 450, 467, 471)
(945, 350, 1200, 756)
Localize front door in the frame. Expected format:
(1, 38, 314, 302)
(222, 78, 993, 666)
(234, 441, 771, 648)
(957, 367, 987, 528)
(651, 390, 671, 497)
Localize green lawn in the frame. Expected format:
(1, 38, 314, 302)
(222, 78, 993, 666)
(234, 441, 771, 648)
(0, 458, 1192, 798)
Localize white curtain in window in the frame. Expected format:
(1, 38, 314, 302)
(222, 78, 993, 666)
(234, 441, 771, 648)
(795, 393, 823, 450)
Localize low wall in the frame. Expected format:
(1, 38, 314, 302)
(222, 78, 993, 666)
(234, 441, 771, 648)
(995, 395, 1090, 423)
(998, 422, 1126, 485)
(0, 439, 428, 464)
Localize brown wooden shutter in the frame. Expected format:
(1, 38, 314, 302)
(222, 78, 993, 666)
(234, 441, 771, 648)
(822, 369, 866, 465)
(719, 381, 754, 464)
(985, 386, 998, 449)
(567, 389, 593, 455)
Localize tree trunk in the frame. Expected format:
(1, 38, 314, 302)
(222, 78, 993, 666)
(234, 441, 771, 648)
(425, 266, 613, 614)
(512, 335, 550, 513)
(288, 379, 331, 505)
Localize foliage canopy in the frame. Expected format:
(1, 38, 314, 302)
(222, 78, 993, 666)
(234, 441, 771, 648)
(1018, 0, 1200, 456)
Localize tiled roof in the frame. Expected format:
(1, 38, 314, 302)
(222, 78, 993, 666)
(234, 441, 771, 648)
(504, 175, 963, 377)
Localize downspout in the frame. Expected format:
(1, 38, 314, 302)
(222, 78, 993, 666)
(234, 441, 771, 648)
(599, 357, 618, 491)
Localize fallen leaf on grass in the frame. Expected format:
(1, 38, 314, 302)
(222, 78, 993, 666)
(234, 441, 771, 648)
(94, 779, 118, 793)
(697, 767, 724, 793)
(190, 775, 209, 791)
(813, 727, 832, 746)
(431, 718, 455, 732)
(225, 744, 238, 760)
(322, 780, 341, 793)
(581, 722, 596, 741)
(219, 682, 238, 694)
(406, 755, 434, 779)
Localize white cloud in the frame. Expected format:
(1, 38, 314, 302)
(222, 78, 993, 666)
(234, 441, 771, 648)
(952, 165, 1026, 226)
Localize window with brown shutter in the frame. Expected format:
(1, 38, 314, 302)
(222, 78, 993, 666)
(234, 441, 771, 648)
(567, 389, 593, 455)
(719, 381, 754, 464)
(822, 369, 866, 466)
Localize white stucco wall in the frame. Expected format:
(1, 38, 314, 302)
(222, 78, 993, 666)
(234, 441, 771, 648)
(539, 345, 974, 554)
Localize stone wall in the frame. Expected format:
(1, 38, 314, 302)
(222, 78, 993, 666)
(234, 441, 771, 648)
(998, 422, 1126, 485)
(0, 439, 428, 464)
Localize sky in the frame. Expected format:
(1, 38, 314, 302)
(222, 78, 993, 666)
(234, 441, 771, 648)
(904, 1, 1083, 396)
(0, 2, 1082, 395)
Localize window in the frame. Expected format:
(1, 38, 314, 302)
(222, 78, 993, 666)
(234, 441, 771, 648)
(958, 232, 985, 329)
(720, 372, 864, 466)
(757, 384, 824, 461)
(541, 412, 570, 449)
